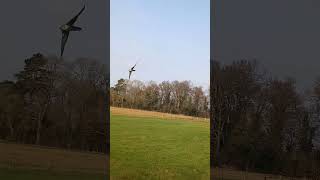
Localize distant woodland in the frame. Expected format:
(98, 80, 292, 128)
(211, 60, 320, 177)
(110, 79, 209, 118)
(0, 53, 109, 153)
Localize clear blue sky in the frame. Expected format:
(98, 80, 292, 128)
(111, 0, 209, 89)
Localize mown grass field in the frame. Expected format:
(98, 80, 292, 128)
(110, 107, 210, 180)
(0, 142, 107, 179)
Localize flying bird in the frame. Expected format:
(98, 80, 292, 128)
(129, 63, 137, 80)
(60, 5, 86, 57)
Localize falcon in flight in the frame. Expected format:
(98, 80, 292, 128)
(59, 5, 86, 57)
(129, 63, 137, 80)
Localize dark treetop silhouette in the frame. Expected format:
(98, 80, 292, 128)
(128, 63, 136, 80)
(60, 5, 86, 57)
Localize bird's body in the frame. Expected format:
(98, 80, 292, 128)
(60, 24, 82, 32)
(60, 5, 86, 57)
(60, 24, 70, 31)
(129, 63, 137, 80)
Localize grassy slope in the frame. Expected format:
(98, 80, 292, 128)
(110, 107, 210, 180)
(211, 168, 305, 180)
(0, 142, 107, 179)
(0, 168, 106, 180)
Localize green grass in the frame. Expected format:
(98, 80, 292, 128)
(0, 168, 106, 180)
(0, 138, 107, 179)
(110, 114, 210, 180)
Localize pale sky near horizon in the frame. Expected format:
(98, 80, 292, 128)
(111, 0, 210, 89)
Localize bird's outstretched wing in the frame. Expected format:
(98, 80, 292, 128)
(67, 5, 86, 26)
(132, 63, 137, 69)
(61, 32, 70, 57)
(129, 71, 132, 80)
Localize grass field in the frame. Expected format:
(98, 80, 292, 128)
(110, 107, 210, 180)
(211, 168, 307, 180)
(0, 168, 106, 180)
(0, 142, 107, 179)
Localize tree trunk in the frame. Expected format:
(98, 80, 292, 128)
(35, 110, 42, 145)
(216, 131, 221, 166)
(35, 103, 46, 144)
(6, 115, 14, 140)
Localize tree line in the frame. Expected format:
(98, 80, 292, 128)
(210, 59, 320, 178)
(110, 79, 209, 118)
(0, 53, 109, 153)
